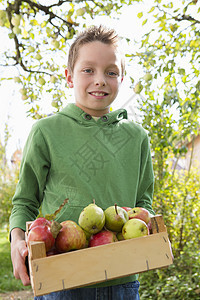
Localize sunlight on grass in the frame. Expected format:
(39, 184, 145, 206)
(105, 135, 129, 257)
(0, 228, 31, 293)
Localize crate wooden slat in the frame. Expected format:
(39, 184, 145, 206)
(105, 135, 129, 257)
(27, 215, 173, 297)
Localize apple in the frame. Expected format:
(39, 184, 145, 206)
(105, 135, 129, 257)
(147, 220, 152, 234)
(122, 218, 149, 240)
(143, 72, 153, 82)
(0, 10, 7, 27)
(128, 207, 150, 225)
(38, 78, 46, 85)
(28, 46, 35, 53)
(27, 225, 55, 252)
(55, 220, 86, 253)
(35, 53, 42, 60)
(134, 82, 143, 94)
(89, 230, 118, 247)
(19, 88, 27, 96)
(13, 26, 21, 35)
(122, 207, 132, 212)
(51, 100, 59, 108)
(14, 76, 21, 83)
(78, 201, 105, 235)
(76, 8, 86, 17)
(116, 232, 125, 241)
(11, 14, 21, 27)
(29, 217, 51, 230)
(104, 204, 129, 232)
(51, 39, 60, 49)
(50, 75, 58, 83)
(46, 246, 60, 256)
(21, 95, 28, 101)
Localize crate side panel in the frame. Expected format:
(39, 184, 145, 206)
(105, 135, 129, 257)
(32, 232, 173, 296)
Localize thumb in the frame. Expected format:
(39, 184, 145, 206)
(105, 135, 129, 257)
(22, 246, 28, 259)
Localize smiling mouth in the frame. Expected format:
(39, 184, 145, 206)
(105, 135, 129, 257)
(89, 92, 109, 97)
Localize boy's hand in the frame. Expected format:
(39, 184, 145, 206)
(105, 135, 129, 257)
(10, 228, 31, 286)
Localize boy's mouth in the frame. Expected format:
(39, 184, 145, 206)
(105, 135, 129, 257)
(89, 91, 109, 97)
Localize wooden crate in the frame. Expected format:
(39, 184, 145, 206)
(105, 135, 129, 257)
(26, 215, 173, 297)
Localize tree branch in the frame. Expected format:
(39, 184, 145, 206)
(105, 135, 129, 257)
(174, 14, 200, 24)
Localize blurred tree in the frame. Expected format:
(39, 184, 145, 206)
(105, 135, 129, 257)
(0, 125, 20, 227)
(129, 1, 200, 298)
(0, 0, 139, 118)
(129, 0, 200, 252)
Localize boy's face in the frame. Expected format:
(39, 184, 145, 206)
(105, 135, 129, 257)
(65, 41, 123, 117)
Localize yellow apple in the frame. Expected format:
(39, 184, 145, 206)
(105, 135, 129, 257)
(122, 219, 149, 239)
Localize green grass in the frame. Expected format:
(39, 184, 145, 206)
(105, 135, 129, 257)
(0, 228, 31, 293)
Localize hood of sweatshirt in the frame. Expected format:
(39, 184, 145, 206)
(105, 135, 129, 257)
(58, 103, 128, 126)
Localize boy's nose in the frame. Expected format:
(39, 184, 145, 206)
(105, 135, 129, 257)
(94, 75, 106, 86)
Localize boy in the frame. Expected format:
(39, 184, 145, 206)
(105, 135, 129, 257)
(10, 25, 154, 300)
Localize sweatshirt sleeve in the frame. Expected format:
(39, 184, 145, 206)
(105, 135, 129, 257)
(136, 135, 155, 215)
(9, 123, 51, 233)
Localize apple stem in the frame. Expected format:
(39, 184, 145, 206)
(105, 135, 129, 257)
(115, 203, 118, 215)
(50, 220, 62, 239)
(93, 199, 96, 204)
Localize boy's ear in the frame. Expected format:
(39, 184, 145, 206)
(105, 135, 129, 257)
(65, 69, 74, 88)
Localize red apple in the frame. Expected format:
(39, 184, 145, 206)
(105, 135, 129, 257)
(128, 207, 150, 225)
(122, 218, 149, 239)
(89, 230, 118, 247)
(29, 217, 51, 231)
(147, 220, 152, 234)
(46, 246, 60, 256)
(122, 207, 132, 212)
(27, 225, 55, 252)
(55, 220, 86, 253)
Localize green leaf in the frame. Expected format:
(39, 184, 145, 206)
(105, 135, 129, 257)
(148, 6, 155, 13)
(137, 12, 143, 18)
(142, 19, 147, 26)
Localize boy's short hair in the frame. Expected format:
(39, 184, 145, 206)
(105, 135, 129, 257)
(67, 25, 125, 77)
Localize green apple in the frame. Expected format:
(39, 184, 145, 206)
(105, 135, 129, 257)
(134, 82, 143, 94)
(13, 26, 21, 35)
(28, 46, 35, 53)
(76, 8, 86, 17)
(35, 53, 42, 60)
(51, 39, 60, 49)
(0, 10, 7, 27)
(11, 14, 21, 27)
(50, 75, 57, 83)
(78, 201, 105, 234)
(19, 88, 27, 96)
(143, 72, 153, 82)
(51, 100, 59, 108)
(38, 78, 46, 85)
(116, 232, 125, 241)
(14, 76, 21, 83)
(21, 95, 28, 100)
(122, 218, 149, 240)
(104, 204, 129, 232)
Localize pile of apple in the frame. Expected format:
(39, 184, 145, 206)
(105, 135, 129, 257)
(27, 201, 152, 256)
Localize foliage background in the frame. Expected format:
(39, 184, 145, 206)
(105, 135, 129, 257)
(0, 0, 200, 299)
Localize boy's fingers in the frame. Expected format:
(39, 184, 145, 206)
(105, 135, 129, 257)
(12, 240, 30, 286)
(20, 264, 31, 286)
(22, 247, 28, 258)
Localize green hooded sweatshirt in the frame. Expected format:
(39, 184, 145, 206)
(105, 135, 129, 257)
(10, 103, 154, 287)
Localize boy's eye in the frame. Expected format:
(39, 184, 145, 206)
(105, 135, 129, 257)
(83, 68, 93, 74)
(107, 71, 119, 77)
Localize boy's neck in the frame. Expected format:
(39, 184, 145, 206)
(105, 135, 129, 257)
(75, 103, 110, 117)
